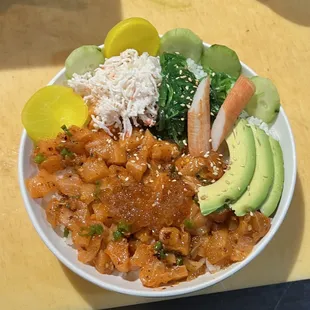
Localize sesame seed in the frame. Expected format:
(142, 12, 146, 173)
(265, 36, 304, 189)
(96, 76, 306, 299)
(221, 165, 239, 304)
(168, 190, 171, 194)
(183, 139, 187, 146)
(188, 77, 192, 82)
(187, 104, 191, 109)
(158, 164, 162, 169)
(180, 104, 185, 107)
(185, 86, 189, 90)
(190, 90, 195, 94)
(125, 177, 129, 181)
(179, 70, 183, 74)
(162, 185, 165, 189)
(172, 179, 177, 182)
(178, 172, 183, 176)
(186, 96, 191, 99)
(184, 188, 188, 191)
(149, 179, 154, 183)
(219, 154, 223, 157)
(181, 118, 185, 121)
(209, 138, 212, 142)
(211, 180, 216, 183)
(147, 163, 151, 169)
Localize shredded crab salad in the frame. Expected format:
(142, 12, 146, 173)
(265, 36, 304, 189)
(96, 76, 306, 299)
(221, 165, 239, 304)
(68, 49, 162, 138)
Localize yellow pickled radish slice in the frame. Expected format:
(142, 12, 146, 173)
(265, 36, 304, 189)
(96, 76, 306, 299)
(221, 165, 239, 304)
(21, 85, 88, 142)
(104, 17, 160, 58)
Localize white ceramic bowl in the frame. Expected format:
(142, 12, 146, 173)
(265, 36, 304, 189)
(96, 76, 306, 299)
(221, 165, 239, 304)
(18, 43, 297, 297)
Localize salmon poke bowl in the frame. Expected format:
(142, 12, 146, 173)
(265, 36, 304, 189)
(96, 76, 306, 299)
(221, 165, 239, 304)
(19, 18, 296, 296)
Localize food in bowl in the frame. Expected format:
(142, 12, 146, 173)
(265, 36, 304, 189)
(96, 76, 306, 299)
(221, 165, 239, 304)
(21, 18, 285, 288)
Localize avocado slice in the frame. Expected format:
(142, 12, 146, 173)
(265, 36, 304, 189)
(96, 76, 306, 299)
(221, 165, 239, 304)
(230, 125, 274, 216)
(198, 119, 256, 216)
(260, 137, 284, 217)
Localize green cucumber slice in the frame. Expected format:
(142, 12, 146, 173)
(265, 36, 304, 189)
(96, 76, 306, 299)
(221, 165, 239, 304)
(65, 45, 105, 79)
(159, 28, 203, 63)
(245, 76, 280, 124)
(201, 44, 241, 78)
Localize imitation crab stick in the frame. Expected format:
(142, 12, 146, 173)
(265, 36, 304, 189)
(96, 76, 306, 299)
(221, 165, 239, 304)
(188, 77, 211, 157)
(211, 75, 256, 151)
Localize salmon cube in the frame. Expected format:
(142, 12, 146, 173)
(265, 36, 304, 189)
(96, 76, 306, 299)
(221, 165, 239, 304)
(151, 141, 180, 162)
(126, 159, 147, 181)
(78, 158, 109, 183)
(26, 169, 56, 198)
(40, 155, 63, 173)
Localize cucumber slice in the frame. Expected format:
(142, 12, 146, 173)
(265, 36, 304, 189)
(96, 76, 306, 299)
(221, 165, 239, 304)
(245, 76, 280, 123)
(201, 44, 241, 78)
(65, 45, 105, 79)
(159, 28, 203, 63)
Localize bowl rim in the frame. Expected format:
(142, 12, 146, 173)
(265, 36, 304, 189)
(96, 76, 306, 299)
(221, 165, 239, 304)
(18, 42, 297, 297)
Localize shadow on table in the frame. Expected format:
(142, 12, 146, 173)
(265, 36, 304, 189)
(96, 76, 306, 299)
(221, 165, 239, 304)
(0, 0, 122, 70)
(257, 0, 310, 26)
(60, 173, 305, 309)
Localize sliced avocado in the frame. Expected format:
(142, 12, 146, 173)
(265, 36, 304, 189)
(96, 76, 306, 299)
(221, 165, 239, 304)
(230, 126, 274, 216)
(198, 119, 256, 216)
(260, 137, 284, 217)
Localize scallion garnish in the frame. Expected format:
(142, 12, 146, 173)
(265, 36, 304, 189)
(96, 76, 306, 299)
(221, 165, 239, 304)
(176, 256, 183, 266)
(113, 230, 123, 241)
(184, 219, 194, 229)
(34, 153, 46, 164)
(60, 147, 74, 158)
(154, 241, 163, 252)
(79, 224, 103, 237)
(61, 124, 73, 137)
(64, 227, 70, 238)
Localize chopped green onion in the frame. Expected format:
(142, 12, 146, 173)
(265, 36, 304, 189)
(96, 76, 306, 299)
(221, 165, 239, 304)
(34, 153, 46, 164)
(113, 230, 123, 241)
(61, 124, 73, 137)
(176, 256, 183, 266)
(79, 224, 103, 237)
(64, 227, 70, 238)
(184, 219, 194, 229)
(60, 148, 74, 158)
(117, 222, 131, 234)
(154, 241, 163, 252)
(158, 249, 167, 259)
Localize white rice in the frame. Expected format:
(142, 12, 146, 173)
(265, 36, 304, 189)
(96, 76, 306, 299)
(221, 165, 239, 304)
(246, 115, 279, 140)
(186, 58, 208, 80)
(58, 224, 74, 246)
